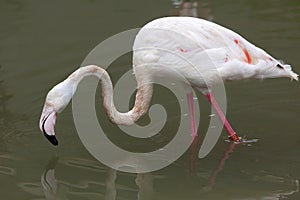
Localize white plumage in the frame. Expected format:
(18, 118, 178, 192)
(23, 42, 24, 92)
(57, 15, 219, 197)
(133, 17, 298, 86)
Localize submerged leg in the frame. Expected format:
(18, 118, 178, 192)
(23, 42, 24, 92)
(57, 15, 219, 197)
(187, 91, 198, 137)
(205, 92, 240, 142)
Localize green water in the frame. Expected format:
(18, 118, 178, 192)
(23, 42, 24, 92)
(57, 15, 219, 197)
(0, 0, 299, 199)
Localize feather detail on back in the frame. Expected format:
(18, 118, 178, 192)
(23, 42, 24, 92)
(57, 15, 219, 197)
(133, 17, 298, 85)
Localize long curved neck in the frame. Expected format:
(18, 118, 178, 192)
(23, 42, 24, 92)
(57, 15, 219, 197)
(69, 65, 153, 125)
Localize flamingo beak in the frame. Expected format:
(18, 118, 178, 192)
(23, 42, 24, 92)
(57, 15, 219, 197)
(39, 105, 58, 146)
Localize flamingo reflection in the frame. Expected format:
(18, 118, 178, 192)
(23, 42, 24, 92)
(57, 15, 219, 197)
(39, 154, 299, 200)
(171, 0, 213, 20)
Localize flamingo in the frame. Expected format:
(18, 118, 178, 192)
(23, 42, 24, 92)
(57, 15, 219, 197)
(39, 17, 298, 146)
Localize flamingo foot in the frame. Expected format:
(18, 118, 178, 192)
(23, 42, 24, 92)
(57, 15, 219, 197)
(228, 134, 241, 143)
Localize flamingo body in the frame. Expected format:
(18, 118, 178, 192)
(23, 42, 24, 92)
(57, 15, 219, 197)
(39, 17, 298, 145)
(133, 17, 297, 88)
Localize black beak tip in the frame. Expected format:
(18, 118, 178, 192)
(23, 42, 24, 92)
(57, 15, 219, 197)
(44, 133, 58, 146)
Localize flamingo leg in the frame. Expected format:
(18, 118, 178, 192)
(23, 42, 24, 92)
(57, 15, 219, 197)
(205, 92, 240, 142)
(187, 92, 198, 137)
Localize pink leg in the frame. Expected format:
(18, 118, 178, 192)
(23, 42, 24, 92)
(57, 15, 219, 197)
(206, 92, 240, 142)
(189, 136, 200, 175)
(187, 92, 198, 137)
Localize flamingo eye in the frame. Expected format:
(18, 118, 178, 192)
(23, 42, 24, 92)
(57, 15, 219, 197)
(276, 64, 284, 69)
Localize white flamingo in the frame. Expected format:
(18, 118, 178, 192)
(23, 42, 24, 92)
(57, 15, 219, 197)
(39, 17, 298, 145)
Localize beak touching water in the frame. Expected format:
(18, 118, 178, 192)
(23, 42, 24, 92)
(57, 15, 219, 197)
(39, 105, 58, 146)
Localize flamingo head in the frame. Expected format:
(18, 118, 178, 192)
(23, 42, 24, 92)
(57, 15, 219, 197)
(39, 104, 58, 145)
(39, 80, 75, 146)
